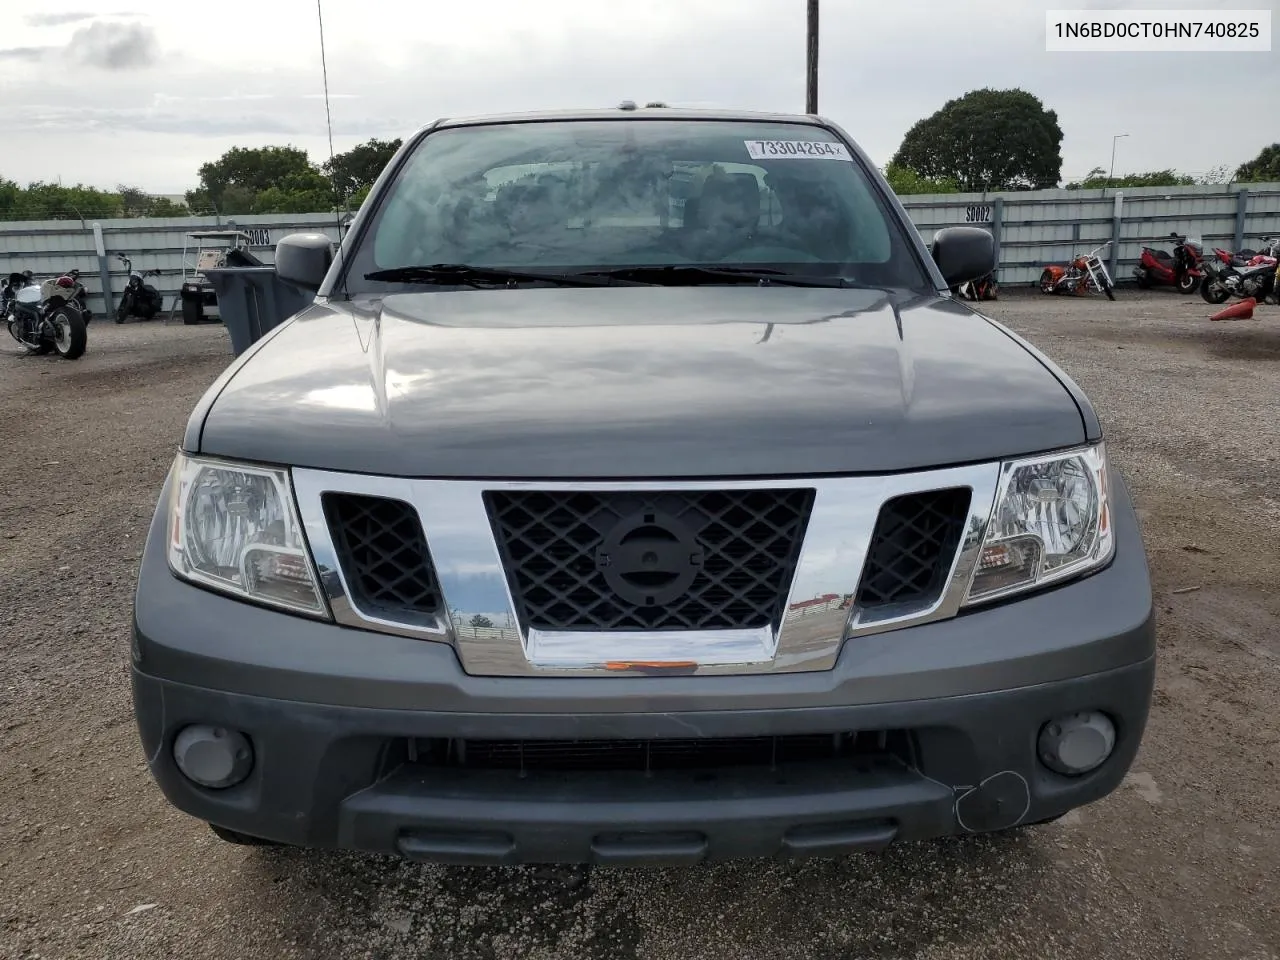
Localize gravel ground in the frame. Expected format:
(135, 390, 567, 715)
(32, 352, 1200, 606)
(2, 292, 1278, 960)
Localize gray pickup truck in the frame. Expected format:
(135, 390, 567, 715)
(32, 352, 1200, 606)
(131, 106, 1155, 866)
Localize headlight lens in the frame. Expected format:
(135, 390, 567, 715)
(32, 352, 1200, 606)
(167, 454, 328, 617)
(965, 443, 1114, 604)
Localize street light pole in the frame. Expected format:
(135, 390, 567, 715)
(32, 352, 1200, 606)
(1109, 133, 1129, 183)
(806, 0, 819, 114)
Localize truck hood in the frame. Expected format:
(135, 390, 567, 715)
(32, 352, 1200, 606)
(195, 286, 1088, 478)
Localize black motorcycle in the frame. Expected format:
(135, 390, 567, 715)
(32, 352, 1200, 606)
(4, 270, 88, 359)
(115, 253, 164, 322)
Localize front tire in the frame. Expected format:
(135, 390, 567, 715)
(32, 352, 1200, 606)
(181, 295, 203, 326)
(1039, 269, 1055, 294)
(1201, 280, 1230, 304)
(1135, 269, 1151, 289)
(50, 306, 87, 359)
(1176, 272, 1200, 295)
(1103, 281, 1116, 302)
(115, 293, 131, 323)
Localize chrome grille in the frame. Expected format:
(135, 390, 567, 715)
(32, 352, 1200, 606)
(483, 488, 815, 632)
(291, 463, 1002, 678)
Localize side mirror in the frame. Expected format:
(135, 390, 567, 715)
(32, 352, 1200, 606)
(930, 226, 997, 288)
(275, 232, 335, 291)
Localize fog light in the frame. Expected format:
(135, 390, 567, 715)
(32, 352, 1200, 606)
(1038, 711, 1115, 776)
(173, 724, 253, 789)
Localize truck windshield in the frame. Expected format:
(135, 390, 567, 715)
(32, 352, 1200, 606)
(349, 119, 931, 292)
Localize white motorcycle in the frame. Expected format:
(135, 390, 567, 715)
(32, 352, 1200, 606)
(3, 270, 89, 359)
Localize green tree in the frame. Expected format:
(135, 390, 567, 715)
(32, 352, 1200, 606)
(882, 162, 959, 195)
(468, 614, 494, 628)
(1235, 143, 1280, 183)
(348, 184, 373, 208)
(891, 88, 1063, 192)
(0, 180, 122, 220)
(117, 184, 152, 217)
(148, 197, 189, 217)
(111, 185, 188, 218)
(1065, 166, 1194, 190)
(1197, 164, 1232, 186)
(250, 168, 337, 214)
(184, 183, 256, 216)
(191, 145, 332, 213)
(0, 177, 24, 219)
(323, 137, 401, 200)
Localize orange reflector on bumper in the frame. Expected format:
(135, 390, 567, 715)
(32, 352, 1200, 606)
(604, 660, 698, 671)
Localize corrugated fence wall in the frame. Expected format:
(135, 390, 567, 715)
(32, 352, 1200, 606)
(2, 184, 1279, 314)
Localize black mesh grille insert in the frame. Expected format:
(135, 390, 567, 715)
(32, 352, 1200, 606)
(484, 489, 815, 632)
(323, 493, 442, 618)
(415, 730, 911, 773)
(855, 487, 971, 611)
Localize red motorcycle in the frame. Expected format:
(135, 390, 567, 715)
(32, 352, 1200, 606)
(1212, 244, 1267, 268)
(1133, 232, 1202, 294)
(1201, 237, 1279, 304)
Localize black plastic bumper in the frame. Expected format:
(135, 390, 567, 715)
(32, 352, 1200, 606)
(132, 656, 1154, 864)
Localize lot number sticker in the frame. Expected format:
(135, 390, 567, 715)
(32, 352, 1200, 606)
(745, 140, 852, 161)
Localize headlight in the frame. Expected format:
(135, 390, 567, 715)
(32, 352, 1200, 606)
(964, 443, 1114, 605)
(167, 453, 328, 617)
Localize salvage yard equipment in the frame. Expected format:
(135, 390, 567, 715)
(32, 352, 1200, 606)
(172, 230, 263, 325)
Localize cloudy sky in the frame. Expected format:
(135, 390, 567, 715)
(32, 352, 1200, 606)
(2, 0, 1277, 194)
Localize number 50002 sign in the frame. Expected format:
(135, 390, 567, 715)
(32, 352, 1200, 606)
(964, 204, 992, 223)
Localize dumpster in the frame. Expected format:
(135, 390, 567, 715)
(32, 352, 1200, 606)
(202, 266, 316, 356)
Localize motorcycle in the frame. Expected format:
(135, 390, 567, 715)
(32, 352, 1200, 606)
(114, 253, 164, 322)
(1133, 232, 1202, 294)
(1200, 237, 1279, 305)
(1039, 242, 1116, 300)
(957, 272, 998, 301)
(7, 266, 93, 324)
(1218, 245, 1262, 267)
(3, 270, 89, 359)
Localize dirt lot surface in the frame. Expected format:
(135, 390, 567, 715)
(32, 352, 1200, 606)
(2, 292, 1278, 960)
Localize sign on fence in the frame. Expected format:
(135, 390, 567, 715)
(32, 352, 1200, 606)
(964, 203, 994, 224)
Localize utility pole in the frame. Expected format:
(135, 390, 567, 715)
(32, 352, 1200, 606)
(806, 0, 819, 114)
(1109, 133, 1129, 183)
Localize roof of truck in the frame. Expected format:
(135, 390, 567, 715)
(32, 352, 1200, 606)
(433, 105, 832, 130)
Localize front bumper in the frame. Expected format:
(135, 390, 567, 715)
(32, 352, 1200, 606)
(134, 658, 1153, 864)
(131, 472, 1156, 864)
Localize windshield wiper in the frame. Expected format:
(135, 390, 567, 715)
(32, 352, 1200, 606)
(578, 265, 852, 288)
(364, 263, 635, 287)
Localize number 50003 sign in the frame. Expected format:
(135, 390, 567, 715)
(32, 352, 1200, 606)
(964, 204, 992, 223)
